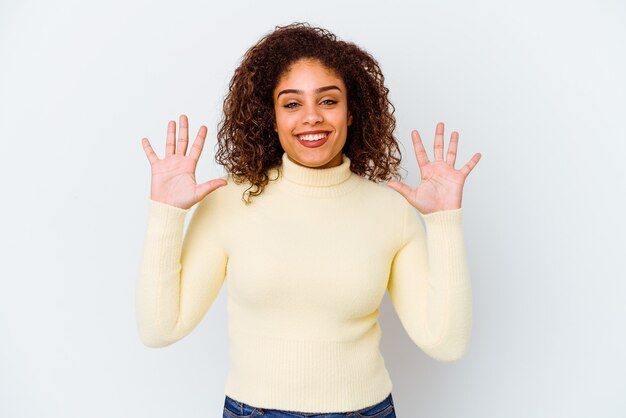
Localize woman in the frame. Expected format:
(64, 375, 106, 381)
(137, 22, 481, 418)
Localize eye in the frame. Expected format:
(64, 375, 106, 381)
(284, 102, 299, 109)
(321, 99, 337, 105)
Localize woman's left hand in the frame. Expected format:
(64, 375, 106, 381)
(386, 122, 481, 215)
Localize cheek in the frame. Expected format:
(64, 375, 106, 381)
(275, 113, 296, 131)
(334, 112, 351, 128)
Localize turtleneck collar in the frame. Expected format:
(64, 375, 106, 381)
(280, 151, 352, 187)
(269, 151, 361, 198)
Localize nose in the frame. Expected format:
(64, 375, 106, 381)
(302, 104, 323, 125)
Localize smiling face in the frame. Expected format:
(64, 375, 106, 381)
(273, 58, 352, 169)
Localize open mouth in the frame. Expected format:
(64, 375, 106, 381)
(296, 132, 330, 148)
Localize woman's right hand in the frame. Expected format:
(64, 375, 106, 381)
(141, 114, 228, 210)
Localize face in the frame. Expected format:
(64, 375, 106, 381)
(273, 58, 352, 169)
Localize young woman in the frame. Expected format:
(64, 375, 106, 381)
(137, 22, 481, 418)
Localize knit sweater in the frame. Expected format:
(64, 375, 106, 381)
(135, 151, 473, 414)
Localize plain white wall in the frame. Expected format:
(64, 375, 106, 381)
(1, 0, 624, 417)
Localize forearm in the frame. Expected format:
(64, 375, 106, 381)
(420, 208, 473, 360)
(388, 206, 473, 361)
(135, 199, 190, 347)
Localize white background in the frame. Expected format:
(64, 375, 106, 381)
(1, 0, 624, 417)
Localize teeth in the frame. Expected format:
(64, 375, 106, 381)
(298, 133, 328, 141)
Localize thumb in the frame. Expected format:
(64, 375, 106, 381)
(386, 180, 413, 202)
(195, 179, 228, 201)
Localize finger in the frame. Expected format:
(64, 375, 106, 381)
(459, 153, 482, 177)
(386, 180, 413, 202)
(141, 138, 160, 164)
(188, 125, 208, 162)
(176, 114, 189, 156)
(434, 122, 445, 161)
(446, 131, 459, 167)
(411, 130, 430, 177)
(166, 120, 176, 156)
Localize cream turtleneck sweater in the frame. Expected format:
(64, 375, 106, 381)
(135, 151, 473, 414)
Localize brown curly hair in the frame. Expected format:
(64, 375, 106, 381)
(215, 22, 404, 204)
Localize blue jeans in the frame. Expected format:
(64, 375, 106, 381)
(223, 392, 396, 418)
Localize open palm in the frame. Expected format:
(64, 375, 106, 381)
(387, 122, 481, 215)
(141, 115, 227, 210)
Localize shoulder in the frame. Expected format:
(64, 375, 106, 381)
(350, 175, 416, 248)
(195, 171, 279, 211)
(353, 174, 409, 211)
(351, 175, 412, 235)
(193, 173, 236, 214)
(202, 173, 252, 201)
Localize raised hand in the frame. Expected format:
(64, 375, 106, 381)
(386, 122, 481, 215)
(141, 114, 228, 210)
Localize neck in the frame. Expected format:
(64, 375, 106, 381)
(268, 151, 360, 198)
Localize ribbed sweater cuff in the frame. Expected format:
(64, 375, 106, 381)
(135, 199, 192, 346)
(420, 207, 470, 289)
(148, 198, 190, 217)
(145, 198, 190, 271)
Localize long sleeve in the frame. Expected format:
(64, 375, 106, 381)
(387, 201, 473, 362)
(135, 192, 228, 347)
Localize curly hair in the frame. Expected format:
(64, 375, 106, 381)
(215, 22, 404, 204)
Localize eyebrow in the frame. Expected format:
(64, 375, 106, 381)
(276, 85, 342, 99)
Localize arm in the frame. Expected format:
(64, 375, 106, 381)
(135, 192, 228, 347)
(387, 202, 473, 361)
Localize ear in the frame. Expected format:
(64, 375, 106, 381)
(347, 111, 353, 126)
